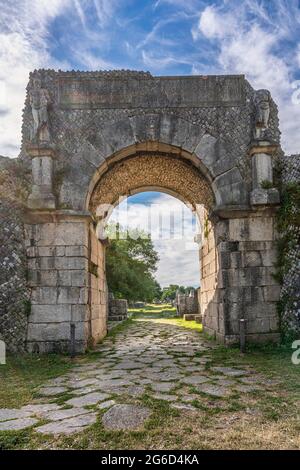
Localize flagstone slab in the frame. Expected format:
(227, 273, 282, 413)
(68, 378, 100, 389)
(235, 384, 262, 393)
(35, 413, 97, 435)
(196, 384, 231, 398)
(171, 403, 198, 411)
(151, 382, 176, 393)
(0, 409, 33, 422)
(181, 375, 210, 385)
(71, 385, 102, 396)
(153, 393, 178, 402)
(102, 404, 151, 431)
(66, 392, 110, 407)
(98, 400, 116, 410)
(41, 407, 93, 421)
(121, 385, 146, 396)
(0, 417, 38, 431)
(210, 367, 248, 377)
(21, 404, 61, 414)
(38, 386, 68, 396)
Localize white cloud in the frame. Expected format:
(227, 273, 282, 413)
(0, 0, 119, 157)
(197, 5, 235, 39)
(109, 193, 201, 287)
(0, 0, 72, 156)
(194, 2, 300, 154)
(142, 50, 195, 69)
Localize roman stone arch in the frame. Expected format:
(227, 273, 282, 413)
(21, 70, 281, 353)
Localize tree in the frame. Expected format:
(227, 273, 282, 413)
(106, 224, 160, 302)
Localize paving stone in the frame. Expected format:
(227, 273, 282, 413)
(102, 404, 150, 430)
(38, 386, 68, 396)
(151, 382, 176, 393)
(214, 378, 236, 387)
(68, 378, 100, 389)
(35, 413, 97, 435)
(181, 375, 210, 385)
(171, 403, 198, 411)
(66, 392, 110, 407)
(97, 379, 134, 392)
(239, 376, 263, 385)
(152, 394, 178, 402)
(196, 384, 231, 398)
(21, 404, 61, 414)
(41, 407, 93, 421)
(0, 417, 38, 431)
(71, 385, 102, 396)
(121, 385, 146, 396)
(0, 408, 33, 421)
(210, 367, 248, 377)
(235, 385, 262, 393)
(98, 400, 116, 410)
(114, 361, 142, 370)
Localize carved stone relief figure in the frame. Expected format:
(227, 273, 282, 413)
(253, 89, 271, 140)
(29, 77, 51, 143)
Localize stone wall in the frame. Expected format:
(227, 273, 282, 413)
(176, 292, 199, 317)
(280, 154, 300, 337)
(108, 297, 128, 322)
(0, 157, 31, 352)
(24, 216, 108, 353)
(202, 215, 280, 344)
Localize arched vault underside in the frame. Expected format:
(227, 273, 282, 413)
(89, 152, 214, 216)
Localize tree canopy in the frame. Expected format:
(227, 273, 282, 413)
(106, 225, 160, 302)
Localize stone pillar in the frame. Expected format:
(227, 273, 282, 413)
(201, 213, 280, 345)
(24, 211, 107, 353)
(27, 144, 56, 210)
(249, 142, 280, 206)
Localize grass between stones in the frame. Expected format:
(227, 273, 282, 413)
(0, 308, 299, 450)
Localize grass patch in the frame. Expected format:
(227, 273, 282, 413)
(0, 354, 73, 408)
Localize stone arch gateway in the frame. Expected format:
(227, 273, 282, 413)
(22, 70, 281, 353)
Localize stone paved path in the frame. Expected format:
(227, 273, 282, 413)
(0, 319, 277, 435)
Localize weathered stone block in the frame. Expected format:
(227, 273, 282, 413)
(28, 270, 58, 287)
(27, 322, 71, 341)
(31, 287, 57, 304)
(29, 305, 71, 323)
(65, 246, 88, 257)
(57, 287, 88, 304)
(71, 305, 88, 322)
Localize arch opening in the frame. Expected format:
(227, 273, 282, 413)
(85, 148, 218, 346)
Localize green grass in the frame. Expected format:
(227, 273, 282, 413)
(130, 304, 203, 332)
(128, 303, 177, 319)
(0, 354, 73, 408)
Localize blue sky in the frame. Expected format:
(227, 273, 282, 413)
(0, 0, 299, 285)
(0, 0, 300, 156)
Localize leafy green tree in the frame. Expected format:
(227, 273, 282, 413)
(106, 224, 160, 302)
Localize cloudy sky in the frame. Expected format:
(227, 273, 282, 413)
(109, 192, 200, 287)
(0, 0, 299, 285)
